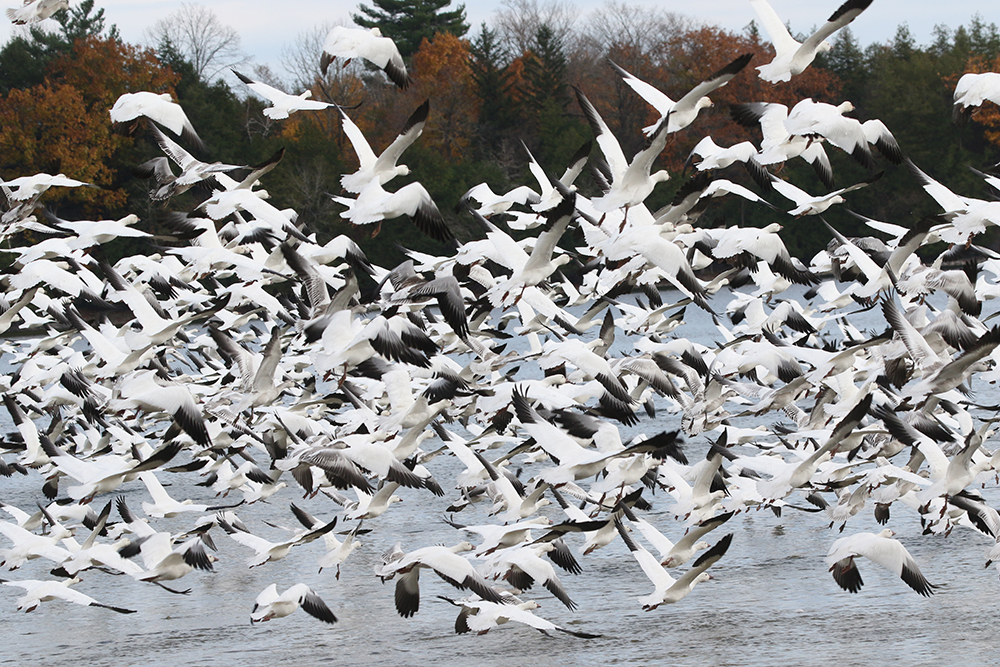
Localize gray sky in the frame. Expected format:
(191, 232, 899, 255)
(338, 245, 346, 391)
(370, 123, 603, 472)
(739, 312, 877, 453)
(1, 0, 994, 81)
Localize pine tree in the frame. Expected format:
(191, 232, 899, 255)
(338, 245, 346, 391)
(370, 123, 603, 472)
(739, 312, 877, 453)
(352, 0, 468, 59)
(520, 25, 586, 165)
(468, 24, 518, 134)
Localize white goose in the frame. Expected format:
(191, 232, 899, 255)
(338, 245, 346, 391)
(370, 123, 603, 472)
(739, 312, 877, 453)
(0, 577, 136, 614)
(376, 541, 504, 617)
(233, 70, 332, 119)
(320, 26, 410, 89)
(826, 529, 935, 596)
(339, 100, 428, 193)
(616, 520, 732, 610)
(110, 91, 204, 149)
(6, 0, 68, 24)
(751, 0, 874, 83)
(251, 583, 337, 624)
(608, 53, 752, 135)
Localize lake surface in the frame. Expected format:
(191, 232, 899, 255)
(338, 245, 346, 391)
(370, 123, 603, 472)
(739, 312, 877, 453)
(3, 284, 1000, 667)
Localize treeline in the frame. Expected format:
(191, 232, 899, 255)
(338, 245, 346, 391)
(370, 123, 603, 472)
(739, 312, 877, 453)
(2, 1, 1000, 267)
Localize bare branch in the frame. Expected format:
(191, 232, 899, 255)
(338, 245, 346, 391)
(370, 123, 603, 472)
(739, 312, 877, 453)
(145, 3, 248, 82)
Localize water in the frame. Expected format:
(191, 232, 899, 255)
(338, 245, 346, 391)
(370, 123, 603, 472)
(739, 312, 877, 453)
(2, 285, 1000, 666)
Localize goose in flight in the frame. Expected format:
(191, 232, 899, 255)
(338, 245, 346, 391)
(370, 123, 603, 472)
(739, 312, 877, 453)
(783, 98, 901, 169)
(376, 541, 505, 617)
(110, 91, 204, 150)
(217, 511, 338, 568)
(339, 100, 428, 194)
(117, 498, 215, 593)
(440, 592, 601, 638)
(751, 0, 875, 83)
(616, 519, 733, 610)
(574, 86, 671, 213)
(730, 102, 835, 188)
(251, 583, 338, 624)
(768, 170, 882, 217)
(333, 178, 451, 242)
(953, 71, 1000, 124)
(134, 125, 243, 201)
(6, 0, 67, 24)
(609, 53, 753, 135)
(0, 577, 136, 614)
(233, 70, 332, 119)
(826, 529, 935, 596)
(1, 173, 94, 201)
(321, 26, 410, 89)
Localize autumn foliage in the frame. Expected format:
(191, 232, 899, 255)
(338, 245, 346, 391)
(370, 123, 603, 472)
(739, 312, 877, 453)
(0, 35, 178, 213)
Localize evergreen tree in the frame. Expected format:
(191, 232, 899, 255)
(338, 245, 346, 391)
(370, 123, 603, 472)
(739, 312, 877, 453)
(521, 25, 587, 166)
(352, 0, 468, 59)
(468, 24, 518, 135)
(817, 28, 867, 105)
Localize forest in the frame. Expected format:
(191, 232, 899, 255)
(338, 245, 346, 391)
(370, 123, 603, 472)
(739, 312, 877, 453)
(1, 0, 1000, 269)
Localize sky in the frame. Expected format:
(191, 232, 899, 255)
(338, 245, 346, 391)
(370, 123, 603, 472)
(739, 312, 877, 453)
(1, 0, 995, 80)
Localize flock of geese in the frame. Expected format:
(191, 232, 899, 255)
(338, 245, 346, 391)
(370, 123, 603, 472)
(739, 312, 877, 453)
(5, 0, 1000, 637)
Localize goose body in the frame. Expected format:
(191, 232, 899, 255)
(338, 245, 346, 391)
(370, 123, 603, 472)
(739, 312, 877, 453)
(251, 583, 337, 624)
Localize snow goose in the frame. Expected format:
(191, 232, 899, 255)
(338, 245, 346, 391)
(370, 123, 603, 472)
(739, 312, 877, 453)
(730, 101, 835, 187)
(751, 0, 874, 83)
(784, 98, 901, 168)
(110, 91, 204, 150)
(440, 592, 601, 637)
(953, 71, 1000, 124)
(208, 325, 293, 410)
(574, 87, 671, 213)
(603, 227, 712, 310)
(233, 70, 332, 119)
(40, 436, 182, 502)
(826, 528, 935, 596)
(321, 26, 410, 89)
(376, 541, 504, 617)
(616, 519, 732, 610)
(620, 502, 734, 567)
(287, 504, 362, 577)
(56, 500, 144, 577)
(112, 370, 212, 448)
(608, 53, 752, 135)
(134, 125, 243, 200)
(904, 159, 1000, 244)
(333, 178, 452, 242)
(0, 577, 135, 613)
(216, 511, 337, 568)
(0, 516, 73, 570)
(547, 488, 619, 556)
(445, 516, 552, 556)
(684, 136, 771, 189)
(42, 211, 149, 250)
(899, 326, 1000, 404)
(1, 172, 95, 201)
(468, 194, 576, 306)
(339, 100, 428, 193)
(117, 498, 215, 592)
(459, 181, 541, 217)
(654, 173, 777, 226)
(712, 223, 818, 285)
(251, 583, 337, 624)
(6, 0, 67, 24)
(768, 169, 882, 216)
(139, 470, 234, 519)
(755, 393, 873, 501)
(480, 542, 578, 610)
(522, 138, 591, 213)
